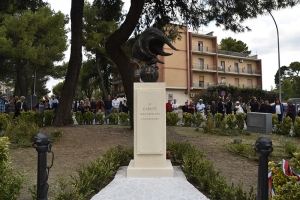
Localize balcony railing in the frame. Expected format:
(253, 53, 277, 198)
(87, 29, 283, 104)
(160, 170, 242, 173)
(192, 64, 216, 71)
(218, 50, 256, 58)
(218, 66, 261, 75)
(192, 45, 216, 53)
(192, 82, 216, 88)
(218, 82, 262, 89)
(113, 90, 125, 97)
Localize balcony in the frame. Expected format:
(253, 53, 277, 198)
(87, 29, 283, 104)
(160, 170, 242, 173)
(113, 90, 125, 97)
(217, 66, 261, 76)
(218, 50, 257, 58)
(192, 64, 216, 72)
(218, 83, 262, 89)
(192, 45, 216, 54)
(192, 82, 216, 89)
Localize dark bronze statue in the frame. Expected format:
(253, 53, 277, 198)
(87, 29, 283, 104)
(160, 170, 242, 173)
(132, 27, 178, 82)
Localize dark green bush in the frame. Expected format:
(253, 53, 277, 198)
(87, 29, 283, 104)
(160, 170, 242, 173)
(95, 112, 104, 125)
(182, 113, 194, 127)
(235, 113, 245, 130)
(119, 112, 130, 126)
(0, 137, 25, 200)
(83, 112, 95, 125)
(44, 110, 55, 126)
(105, 113, 119, 125)
(203, 113, 214, 133)
(214, 113, 223, 128)
(76, 111, 84, 125)
(166, 112, 180, 126)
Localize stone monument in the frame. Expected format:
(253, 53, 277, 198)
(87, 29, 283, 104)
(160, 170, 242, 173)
(247, 112, 272, 133)
(127, 27, 178, 177)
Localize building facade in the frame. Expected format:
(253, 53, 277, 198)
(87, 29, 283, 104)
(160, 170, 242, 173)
(112, 28, 262, 105)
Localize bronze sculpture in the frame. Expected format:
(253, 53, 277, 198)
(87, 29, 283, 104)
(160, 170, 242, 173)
(132, 27, 178, 82)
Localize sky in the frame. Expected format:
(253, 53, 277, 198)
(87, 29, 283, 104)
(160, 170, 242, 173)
(46, 0, 300, 92)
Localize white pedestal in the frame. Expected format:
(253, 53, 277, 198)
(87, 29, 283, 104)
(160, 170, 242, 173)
(127, 82, 174, 178)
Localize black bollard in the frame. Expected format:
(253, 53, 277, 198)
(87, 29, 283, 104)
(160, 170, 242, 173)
(255, 136, 273, 200)
(33, 132, 53, 200)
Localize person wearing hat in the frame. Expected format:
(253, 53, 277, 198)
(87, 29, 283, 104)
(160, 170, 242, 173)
(196, 99, 205, 117)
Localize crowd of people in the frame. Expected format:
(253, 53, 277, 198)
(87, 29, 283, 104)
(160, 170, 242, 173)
(166, 96, 300, 125)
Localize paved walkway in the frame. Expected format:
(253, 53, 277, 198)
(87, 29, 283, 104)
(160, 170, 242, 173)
(91, 166, 209, 200)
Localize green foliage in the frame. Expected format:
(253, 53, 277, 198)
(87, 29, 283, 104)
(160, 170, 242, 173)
(284, 142, 297, 157)
(182, 113, 194, 127)
(291, 153, 300, 171)
(44, 110, 55, 126)
(276, 117, 293, 135)
(203, 113, 214, 133)
(69, 112, 74, 125)
(294, 117, 300, 137)
(167, 141, 256, 200)
(226, 114, 236, 129)
(272, 114, 279, 128)
(119, 112, 130, 126)
(21, 110, 43, 127)
(55, 146, 133, 199)
(76, 111, 84, 125)
(166, 112, 180, 126)
(281, 79, 294, 101)
(105, 113, 119, 125)
(220, 37, 251, 55)
(5, 117, 39, 147)
(194, 113, 205, 127)
(50, 130, 64, 142)
(52, 82, 64, 98)
(235, 113, 245, 130)
(95, 112, 104, 125)
(83, 112, 95, 125)
(0, 137, 25, 200)
(214, 113, 223, 128)
(0, 113, 9, 132)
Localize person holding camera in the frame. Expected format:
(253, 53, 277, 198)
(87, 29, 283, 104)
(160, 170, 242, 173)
(247, 97, 260, 112)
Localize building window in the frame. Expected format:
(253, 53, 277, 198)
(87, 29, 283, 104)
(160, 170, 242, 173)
(247, 79, 252, 88)
(220, 77, 226, 84)
(235, 78, 239, 86)
(199, 58, 204, 69)
(234, 63, 239, 73)
(198, 41, 203, 51)
(199, 76, 204, 87)
(247, 64, 252, 73)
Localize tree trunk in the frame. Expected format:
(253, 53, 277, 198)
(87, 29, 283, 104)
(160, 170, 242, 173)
(96, 53, 108, 99)
(53, 0, 84, 126)
(105, 0, 145, 129)
(16, 67, 28, 96)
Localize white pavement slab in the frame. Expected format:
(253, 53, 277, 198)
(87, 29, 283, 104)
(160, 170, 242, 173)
(91, 166, 209, 200)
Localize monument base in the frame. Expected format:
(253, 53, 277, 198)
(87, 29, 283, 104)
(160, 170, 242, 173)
(127, 159, 174, 178)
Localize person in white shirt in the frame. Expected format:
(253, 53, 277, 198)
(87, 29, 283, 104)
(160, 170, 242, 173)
(196, 99, 205, 117)
(235, 101, 244, 114)
(112, 95, 120, 114)
(172, 99, 179, 113)
(49, 95, 59, 110)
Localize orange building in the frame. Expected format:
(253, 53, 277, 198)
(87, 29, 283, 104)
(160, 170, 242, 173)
(112, 28, 262, 105)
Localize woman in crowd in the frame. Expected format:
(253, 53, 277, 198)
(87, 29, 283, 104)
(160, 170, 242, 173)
(272, 98, 285, 122)
(83, 98, 91, 113)
(96, 97, 105, 113)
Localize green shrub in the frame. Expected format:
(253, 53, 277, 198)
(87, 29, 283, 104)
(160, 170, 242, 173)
(83, 112, 95, 125)
(44, 110, 55, 126)
(194, 113, 205, 127)
(291, 152, 300, 171)
(0, 137, 25, 200)
(119, 112, 130, 126)
(284, 142, 297, 157)
(235, 113, 245, 130)
(276, 117, 293, 135)
(76, 111, 84, 125)
(105, 113, 119, 125)
(203, 113, 214, 133)
(167, 141, 256, 200)
(69, 112, 74, 125)
(214, 113, 223, 128)
(0, 113, 9, 133)
(226, 114, 236, 129)
(50, 130, 64, 142)
(55, 146, 133, 199)
(293, 117, 300, 137)
(95, 112, 104, 125)
(5, 117, 39, 147)
(183, 113, 194, 127)
(272, 114, 279, 132)
(166, 112, 180, 126)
